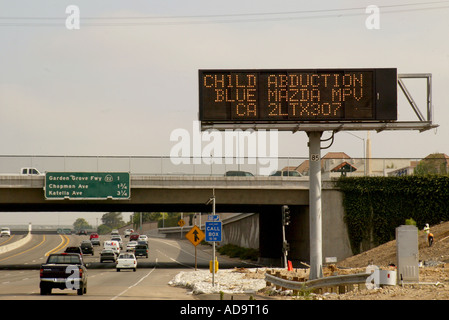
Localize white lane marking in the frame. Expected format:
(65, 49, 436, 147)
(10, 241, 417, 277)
(155, 249, 194, 269)
(110, 259, 157, 300)
(150, 237, 209, 261)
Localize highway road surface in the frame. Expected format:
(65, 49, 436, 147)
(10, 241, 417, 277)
(0, 233, 260, 300)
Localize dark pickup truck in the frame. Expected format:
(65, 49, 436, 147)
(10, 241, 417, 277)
(39, 253, 88, 295)
(134, 244, 148, 258)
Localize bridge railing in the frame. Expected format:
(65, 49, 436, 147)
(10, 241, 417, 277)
(0, 155, 434, 177)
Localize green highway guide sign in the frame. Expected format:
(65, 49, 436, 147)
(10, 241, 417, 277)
(45, 172, 130, 200)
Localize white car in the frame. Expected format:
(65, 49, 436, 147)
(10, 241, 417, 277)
(138, 234, 148, 244)
(124, 229, 134, 238)
(116, 253, 137, 272)
(126, 241, 138, 252)
(1, 227, 10, 237)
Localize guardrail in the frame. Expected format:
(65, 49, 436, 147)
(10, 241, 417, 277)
(265, 271, 371, 294)
(0, 155, 431, 177)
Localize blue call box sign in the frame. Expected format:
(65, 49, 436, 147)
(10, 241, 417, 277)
(205, 221, 222, 242)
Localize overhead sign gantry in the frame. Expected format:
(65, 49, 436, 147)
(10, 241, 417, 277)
(198, 68, 437, 280)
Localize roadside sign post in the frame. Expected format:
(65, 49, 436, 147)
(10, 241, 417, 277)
(180, 213, 183, 239)
(178, 218, 185, 239)
(185, 225, 205, 270)
(206, 220, 222, 286)
(205, 190, 222, 286)
(212, 195, 216, 287)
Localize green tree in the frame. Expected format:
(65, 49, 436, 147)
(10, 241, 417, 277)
(132, 212, 163, 229)
(97, 224, 112, 235)
(101, 212, 124, 229)
(73, 218, 91, 231)
(415, 153, 449, 175)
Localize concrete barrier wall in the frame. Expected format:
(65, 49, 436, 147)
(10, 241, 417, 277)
(0, 232, 32, 254)
(221, 213, 259, 249)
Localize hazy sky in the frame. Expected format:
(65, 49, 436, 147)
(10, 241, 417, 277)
(1, 0, 448, 159)
(0, 1, 448, 224)
(0, 211, 108, 227)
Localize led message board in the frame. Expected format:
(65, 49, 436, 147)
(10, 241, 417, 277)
(199, 69, 397, 123)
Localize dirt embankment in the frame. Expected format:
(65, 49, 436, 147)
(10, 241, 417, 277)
(337, 221, 449, 268)
(322, 221, 449, 300)
(259, 222, 449, 300)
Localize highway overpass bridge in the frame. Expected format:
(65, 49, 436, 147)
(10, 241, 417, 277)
(0, 175, 352, 266)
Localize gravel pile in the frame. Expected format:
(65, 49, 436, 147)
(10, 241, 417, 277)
(168, 268, 267, 295)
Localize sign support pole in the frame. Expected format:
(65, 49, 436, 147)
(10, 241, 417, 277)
(308, 131, 323, 280)
(212, 189, 216, 287)
(185, 225, 205, 269)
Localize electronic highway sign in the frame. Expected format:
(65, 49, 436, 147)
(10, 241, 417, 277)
(45, 172, 130, 200)
(199, 68, 397, 123)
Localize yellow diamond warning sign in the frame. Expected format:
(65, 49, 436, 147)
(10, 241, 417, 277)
(185, 225, 205, 247)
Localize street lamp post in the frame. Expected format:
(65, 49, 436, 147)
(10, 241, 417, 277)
(344, 131, 366, 176)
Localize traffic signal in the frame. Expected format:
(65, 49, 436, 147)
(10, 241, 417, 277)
(282, 205, 290, 226)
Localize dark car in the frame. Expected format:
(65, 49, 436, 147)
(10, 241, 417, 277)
(80, 240, 94, 255)
(65, 246, 83, 256)
(100, 249, 117, 263)
(134, 245, 148, 258)
(270, 170, 302, 177)
(58, 228, 72, 235)
(77, 229, 87, 235)
(225, 171, 254, 177)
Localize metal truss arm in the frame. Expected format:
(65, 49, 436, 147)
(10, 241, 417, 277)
(397, 73, 432, 123)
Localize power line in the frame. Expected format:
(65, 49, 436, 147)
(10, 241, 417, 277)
(0, 1, 448, 27)
(1, 1, 449, 20)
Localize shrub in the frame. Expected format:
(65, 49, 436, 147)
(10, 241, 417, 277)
(218, 244, 259, 261)
(336, 176, 449, 254)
